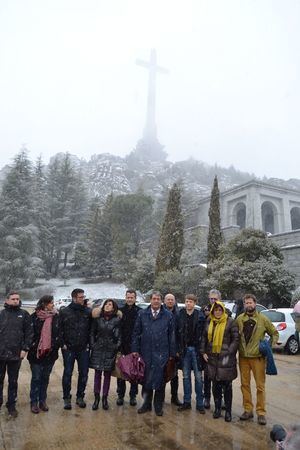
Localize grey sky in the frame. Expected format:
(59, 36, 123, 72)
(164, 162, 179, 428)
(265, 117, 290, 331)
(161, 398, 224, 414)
(0, 0, 299, 179)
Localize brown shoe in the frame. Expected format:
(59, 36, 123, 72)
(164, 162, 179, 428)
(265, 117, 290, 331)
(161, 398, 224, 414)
(31, 403, 40, 414)
(240, 411, 254, 420)
(257, 415, 267, 425)
(39, 402, 49, 412)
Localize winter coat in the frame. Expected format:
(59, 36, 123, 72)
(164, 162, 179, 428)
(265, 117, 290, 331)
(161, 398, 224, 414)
(27, 312, 61, 365)
(259, 339, 277, 375)
(89, 312, 121, 371)
(131, 306, 176, 390)
(0, 304, 33, 361)
(59, 302, 91, 352)
(236, 311, 279, 358)
(119, 303, 140, 355)
(177, 308, 205, 353)
(201, 317, 239, 381)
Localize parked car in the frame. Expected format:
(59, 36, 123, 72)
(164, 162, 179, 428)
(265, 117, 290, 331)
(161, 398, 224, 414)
(223, 301, 268, 319)
(54, 298, 72, 310)
(261, 308, 299, 355)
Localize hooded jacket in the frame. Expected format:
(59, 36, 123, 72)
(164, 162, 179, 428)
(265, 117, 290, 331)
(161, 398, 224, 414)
(59, 302, 91, 352)
(0, 304, 33, 361)
(89, 309, 121, 371)
(201, 302, 239, 381)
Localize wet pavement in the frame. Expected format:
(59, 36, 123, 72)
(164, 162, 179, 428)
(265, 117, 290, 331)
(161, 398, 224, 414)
(0, 352, 299, 450)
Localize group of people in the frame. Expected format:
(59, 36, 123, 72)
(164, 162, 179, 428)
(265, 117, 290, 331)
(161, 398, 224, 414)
(0, 287, 279, 425)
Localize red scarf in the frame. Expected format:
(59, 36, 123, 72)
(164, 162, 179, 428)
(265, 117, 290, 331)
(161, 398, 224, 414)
(36, 309, 57, 359)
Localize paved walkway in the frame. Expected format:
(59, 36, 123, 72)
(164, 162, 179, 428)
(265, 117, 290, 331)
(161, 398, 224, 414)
(0, 353, 299, 449)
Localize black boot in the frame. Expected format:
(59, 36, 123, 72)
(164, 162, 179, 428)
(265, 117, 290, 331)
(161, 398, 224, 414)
(138, 389, 152, 413)
(171, 395, 183, 406)
(92, 394, 100, 410)
(225, 411, 232, 422)
(223, 381, 233, 422)
(212, 381, 222, 419)
(102, 396, 109, 410)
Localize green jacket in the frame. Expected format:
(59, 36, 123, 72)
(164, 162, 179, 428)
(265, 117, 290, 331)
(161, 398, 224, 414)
(236, 311, 279, 358)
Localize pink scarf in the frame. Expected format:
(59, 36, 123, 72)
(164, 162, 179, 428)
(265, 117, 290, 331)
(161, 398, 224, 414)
(36, 309, 57, 359)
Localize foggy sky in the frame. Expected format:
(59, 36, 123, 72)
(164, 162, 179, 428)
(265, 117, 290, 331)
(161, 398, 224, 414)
(0, 0, 299, 179)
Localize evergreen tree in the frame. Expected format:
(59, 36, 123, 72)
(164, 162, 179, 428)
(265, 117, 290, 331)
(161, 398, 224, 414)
(87, 194, 113, 277)
(110, 192, 153, 280)
(32, 156, 53, 274)
(207, 175, 223, 265)
(45, 153, 87, 276)
(155, 182, 184, 276)
(0, 149, 42, 292)
(205, 228, 295, 306)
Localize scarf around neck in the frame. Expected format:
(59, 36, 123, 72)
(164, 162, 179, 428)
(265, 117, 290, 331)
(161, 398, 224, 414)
(36, 309, 57, 359)
(208, 301, 228, 354)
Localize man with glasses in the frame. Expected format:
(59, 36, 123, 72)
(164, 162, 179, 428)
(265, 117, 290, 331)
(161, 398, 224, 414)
(0, 291, 33, 417)
(59, 288, 91, 410)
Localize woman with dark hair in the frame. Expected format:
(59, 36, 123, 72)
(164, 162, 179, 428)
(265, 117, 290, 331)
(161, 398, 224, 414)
(28, 295, 60, 413)
(90, 299, 121, 410)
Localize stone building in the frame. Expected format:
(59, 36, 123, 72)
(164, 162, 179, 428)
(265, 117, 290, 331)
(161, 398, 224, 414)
(187, 180, 300, 286)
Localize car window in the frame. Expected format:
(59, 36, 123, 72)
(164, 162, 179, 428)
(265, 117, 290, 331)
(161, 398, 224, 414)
(261, 310, 285, 322)
(256, 304, 267, 312)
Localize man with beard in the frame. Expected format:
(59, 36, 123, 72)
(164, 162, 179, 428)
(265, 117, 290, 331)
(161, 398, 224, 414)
(0, 291, 33, 417)
(116, 289, 140, 406)
(59, 288, 91, 410)
(236, 293, 279, 426)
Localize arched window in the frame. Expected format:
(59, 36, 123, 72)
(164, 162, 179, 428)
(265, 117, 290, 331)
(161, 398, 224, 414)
(261, 201, 277, 234)
(233, 202, 246, 229)
(291, 207, 300, 230)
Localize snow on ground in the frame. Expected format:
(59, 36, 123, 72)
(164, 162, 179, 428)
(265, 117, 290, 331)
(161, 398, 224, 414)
(21, 278, 138, 305)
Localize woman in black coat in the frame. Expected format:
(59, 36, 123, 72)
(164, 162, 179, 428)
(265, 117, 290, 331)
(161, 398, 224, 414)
(201, 301, 239, 422)
(90, 299, 121, 410)
(28, 295, 60, 414)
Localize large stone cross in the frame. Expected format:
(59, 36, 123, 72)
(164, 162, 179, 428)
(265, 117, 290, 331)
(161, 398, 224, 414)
(136, 49, 168, 142)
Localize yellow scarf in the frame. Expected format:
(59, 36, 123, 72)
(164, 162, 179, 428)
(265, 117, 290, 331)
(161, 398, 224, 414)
(208, 301, 228, 354)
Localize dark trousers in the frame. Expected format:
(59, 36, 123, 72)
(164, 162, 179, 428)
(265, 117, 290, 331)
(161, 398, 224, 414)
(142, 385, 165, 413)
(212, 380, 232, 412)
(62, 349, 89, 400)
(30, 361, 55, 404)
(204, 370, 211, 400)
(0, 360, 21, 408)
(117, 378, 138, 398)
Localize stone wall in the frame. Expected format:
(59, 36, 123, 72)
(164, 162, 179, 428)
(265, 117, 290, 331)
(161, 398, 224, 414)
(270, 230, 300, 287)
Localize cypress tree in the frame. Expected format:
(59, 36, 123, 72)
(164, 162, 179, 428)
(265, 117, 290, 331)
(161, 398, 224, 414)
(155, 182, 184, 276)
(207, 175, 223, 265)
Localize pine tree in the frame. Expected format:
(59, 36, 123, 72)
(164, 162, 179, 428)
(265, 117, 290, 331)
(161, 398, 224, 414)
(45, 153, 88, 276)
(110, 192, 153, 280)
(155, 182, 184, 276)
(207, 175, 223, 265)
(0, 149, 42, 292)
(32, 156, 53, 274)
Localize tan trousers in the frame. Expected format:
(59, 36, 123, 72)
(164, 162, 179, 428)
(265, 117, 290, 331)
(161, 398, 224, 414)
(239, 356, 266, 416)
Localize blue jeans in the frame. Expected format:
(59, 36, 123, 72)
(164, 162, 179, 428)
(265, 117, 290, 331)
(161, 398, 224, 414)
(30, 362, 55, 404)
(62, 349, 89, 400)
(182, 347, 203, 408)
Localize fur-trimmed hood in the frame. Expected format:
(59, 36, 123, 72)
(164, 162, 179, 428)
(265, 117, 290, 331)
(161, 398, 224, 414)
(92, 307, 122, 319)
